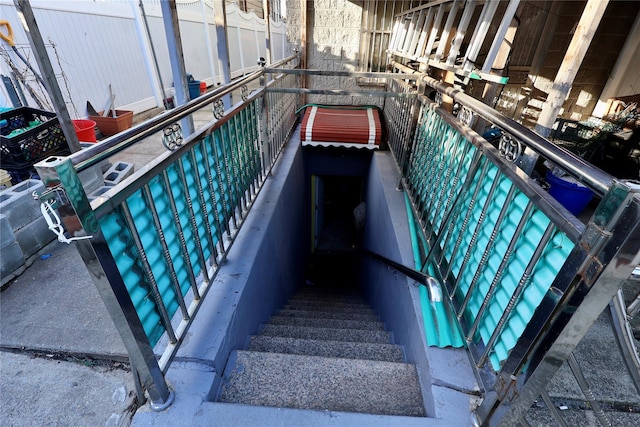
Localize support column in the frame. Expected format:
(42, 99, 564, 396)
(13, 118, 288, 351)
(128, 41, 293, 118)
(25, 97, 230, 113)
(262, 0, 272, 64)
(213, 0, 232, 107)
(534, 0, 609, 138)
(200, 0, 218, 86)
(13, 0, 81, 153)
(131, 0, 164, 109)
(160, 0, 194, 134)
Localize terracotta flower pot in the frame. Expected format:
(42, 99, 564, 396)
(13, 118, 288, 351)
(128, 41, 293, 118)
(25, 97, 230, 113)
(89, 110, 133, 136)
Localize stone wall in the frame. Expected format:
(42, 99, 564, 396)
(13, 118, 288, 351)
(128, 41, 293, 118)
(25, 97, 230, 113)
(286, 0, 370, 105)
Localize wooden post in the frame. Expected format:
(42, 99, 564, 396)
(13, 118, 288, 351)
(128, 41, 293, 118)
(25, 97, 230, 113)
(534, 0, 609, 138)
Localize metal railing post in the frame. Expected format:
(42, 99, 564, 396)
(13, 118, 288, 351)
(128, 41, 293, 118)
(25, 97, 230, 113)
(475, 181, 640, 426)
(34, 156, 174, 410)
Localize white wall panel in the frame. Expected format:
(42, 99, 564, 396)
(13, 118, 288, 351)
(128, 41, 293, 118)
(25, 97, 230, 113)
(0, 0, 287, 114)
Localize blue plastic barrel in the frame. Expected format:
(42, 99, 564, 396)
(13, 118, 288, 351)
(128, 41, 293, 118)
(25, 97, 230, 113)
(546, 171, 594, 216)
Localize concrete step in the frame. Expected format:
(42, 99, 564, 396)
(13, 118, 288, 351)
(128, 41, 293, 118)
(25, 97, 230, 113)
(218, 350, 425, 417)
(283, 302, 375, 315)
(258, 324, 391, 344)
(276, 308, 379, 322)
(287, 295, 371, 306)
(267, 315, 385, 331)
(247, 336, 405, 362)
(291, 289, 369, 303)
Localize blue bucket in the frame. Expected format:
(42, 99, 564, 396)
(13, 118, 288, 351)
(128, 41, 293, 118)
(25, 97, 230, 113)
(188, 81, 201, 100)
(546, 171, 594, 216)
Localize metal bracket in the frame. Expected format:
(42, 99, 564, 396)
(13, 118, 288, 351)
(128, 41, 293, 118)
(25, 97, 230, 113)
(33, 187, 93, 244)
(162, 123, 183, 151)
(498, 132, 523, 164)
(580, 255, 606, 287)
(496, 374, 519, 403)
(580, 223, 612, 252)
(213, 99, 225, 119)
(32, 185, 68, 209)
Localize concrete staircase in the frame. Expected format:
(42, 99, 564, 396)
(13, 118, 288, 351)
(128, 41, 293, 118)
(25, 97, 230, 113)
(216, 285, 426, 417)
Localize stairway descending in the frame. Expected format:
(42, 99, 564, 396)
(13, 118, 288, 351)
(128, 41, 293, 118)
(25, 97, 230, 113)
(217, 284, 426, 417)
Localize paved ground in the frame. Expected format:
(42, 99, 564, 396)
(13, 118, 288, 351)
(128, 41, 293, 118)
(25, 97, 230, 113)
(0, 240, 137, 427)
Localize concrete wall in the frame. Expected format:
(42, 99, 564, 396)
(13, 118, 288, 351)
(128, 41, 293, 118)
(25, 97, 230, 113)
(360, 152, 478, 423)
(161, 136, 308, 396)
(286, 0, 367, 105)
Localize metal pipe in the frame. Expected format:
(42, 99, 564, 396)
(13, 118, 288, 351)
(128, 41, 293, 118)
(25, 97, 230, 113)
(419, 74, 613, 195)
(71, 54, 297, 171)
(121, 200, 178, 344)
(466, 202, 535, 343)
(476, 220, 554, 367)
(141, 184, 190, 320)
(160, 169, 200, 300)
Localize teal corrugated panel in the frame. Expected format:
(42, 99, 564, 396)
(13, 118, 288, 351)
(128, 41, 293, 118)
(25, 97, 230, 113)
(405, 194, 465, 348)
(100, 208, 164, 345)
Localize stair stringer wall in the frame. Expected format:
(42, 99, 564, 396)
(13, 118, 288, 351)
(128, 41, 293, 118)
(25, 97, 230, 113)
(360, 152, 480, 424)
(151, 137, 308, 403)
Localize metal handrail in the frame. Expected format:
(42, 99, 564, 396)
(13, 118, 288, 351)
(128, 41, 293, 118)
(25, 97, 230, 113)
(390, 60, 614, 196)
(73, 54, 298, 172)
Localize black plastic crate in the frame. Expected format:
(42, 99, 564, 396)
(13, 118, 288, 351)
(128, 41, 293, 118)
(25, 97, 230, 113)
(0, 107, 70, 170)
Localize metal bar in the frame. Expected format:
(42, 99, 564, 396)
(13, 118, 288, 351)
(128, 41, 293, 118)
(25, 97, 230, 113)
(218, 126, 239, 230)
(209, 128, 232, 237)
(160, 170, 200, 300)
(458, 184, 518, 319)
(269, 86, 411, 97)
(263, 68, 421, 80)
(437, 158, 491, 268)
(72, 54, 296, 172)
(567, 352, 613, 427)
(609, 291, 640, 394)
(13, 0, 81, 153)
(540, 389, 569, 427)
(120, 200, 178, 344)
(483, 184, 640, 425)
(34, 156, 173, 410)
(141, 184, 190, 320)
(467, 202, 535, 343)
(232, 114, 248, 212)
(450, 164, 502, 297)
(176, 156, 211, 283)
(434, 132, 472, 229)
(187, 148, 219, 266)
(420, 75, 613, 195)
(476, 220, 554, 367)
(199, 137, 226, 255)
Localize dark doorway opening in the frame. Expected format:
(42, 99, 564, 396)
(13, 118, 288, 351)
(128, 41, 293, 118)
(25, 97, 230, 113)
(315, 175, 364, 252)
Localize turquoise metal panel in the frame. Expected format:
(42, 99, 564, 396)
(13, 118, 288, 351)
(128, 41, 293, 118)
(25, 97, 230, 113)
(165, 162, 206, 278)
(407, 104, 576, 370)
(99, 209, 164, 345)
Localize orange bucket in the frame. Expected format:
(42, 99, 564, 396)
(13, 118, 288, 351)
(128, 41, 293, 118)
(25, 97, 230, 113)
(72, 119, 97, 142)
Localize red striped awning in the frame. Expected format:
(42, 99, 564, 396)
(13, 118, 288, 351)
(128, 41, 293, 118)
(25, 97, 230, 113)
(300, 106, 382, 149)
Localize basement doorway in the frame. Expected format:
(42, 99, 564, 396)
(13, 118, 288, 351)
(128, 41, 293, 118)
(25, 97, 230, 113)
(312, 174, 365, 252)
